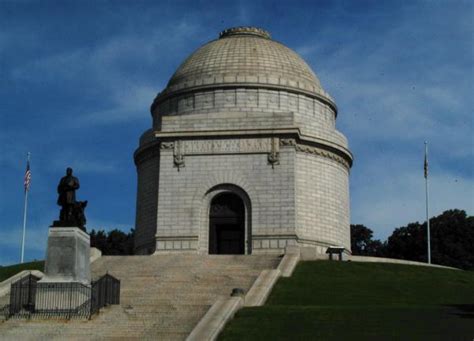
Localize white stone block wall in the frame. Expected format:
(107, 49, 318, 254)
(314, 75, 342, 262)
(134, 149, 160, 254)
(154, 146, 297, 253)
(295, 151, 351, 251)
(160, 111, 295, 132)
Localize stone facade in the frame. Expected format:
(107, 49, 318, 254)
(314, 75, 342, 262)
(134, 27, 353, 255)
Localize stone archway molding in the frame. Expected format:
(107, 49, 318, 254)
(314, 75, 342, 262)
(192, 174, 256, 254)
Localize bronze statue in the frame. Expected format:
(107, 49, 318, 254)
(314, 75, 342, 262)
(53, 167, 87, 231)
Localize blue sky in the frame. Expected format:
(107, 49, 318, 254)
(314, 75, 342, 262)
(1, 0, 472, 265)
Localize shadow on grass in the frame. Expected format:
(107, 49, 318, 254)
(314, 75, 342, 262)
(445, 304, 474, 319)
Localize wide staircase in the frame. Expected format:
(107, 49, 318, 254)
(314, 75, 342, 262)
(0, 254, 279, 340)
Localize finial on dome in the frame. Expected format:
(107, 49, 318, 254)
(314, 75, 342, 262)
(219, 27, 271, 39)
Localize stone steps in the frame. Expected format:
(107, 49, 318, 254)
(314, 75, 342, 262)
(0, 254, 279, 340)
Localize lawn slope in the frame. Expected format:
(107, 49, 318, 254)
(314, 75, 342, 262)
(0, 261, 44, 282)
(220, 261, 474, 341)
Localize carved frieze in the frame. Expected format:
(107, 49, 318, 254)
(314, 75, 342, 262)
(159, 137, 348, 168)
(182, 138, 272, 155)
(162, 138, 283, 169)
(294, 144, 350, 168)
(280, 138, 349, 168)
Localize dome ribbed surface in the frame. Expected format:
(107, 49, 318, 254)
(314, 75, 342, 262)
(163, 27, 327, 98)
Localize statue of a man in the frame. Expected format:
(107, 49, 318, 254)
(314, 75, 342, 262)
(57, 167, 80, 209)
(54, 167, 86, 230)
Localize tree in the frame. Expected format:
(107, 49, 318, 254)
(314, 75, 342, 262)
(350, 224, 385, 256)
(385, 210, 473, 270)
(385, 222, 426, 262)
(90, 230, 107, 253)
(90, 228, 135, 255)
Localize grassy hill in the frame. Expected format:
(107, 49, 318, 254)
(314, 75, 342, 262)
(0, 261, 44, 282)
(219, 261, 474, 341)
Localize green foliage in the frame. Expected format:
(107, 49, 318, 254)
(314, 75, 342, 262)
(350, 224, 385, 256)
(385, 209, 474, 270)
(90, 228, 134, 255)
(219, 261, 474, 341)
(0, 261, 44, 282)
(351, 209, 474, 270)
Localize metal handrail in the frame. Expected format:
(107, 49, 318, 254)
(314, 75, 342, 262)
(6, 273, 120, 320)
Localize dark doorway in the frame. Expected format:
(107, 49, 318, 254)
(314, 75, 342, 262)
(209, 193, 245, 254)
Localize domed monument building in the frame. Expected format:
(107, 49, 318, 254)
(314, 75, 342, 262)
(134, 27, 353, 255)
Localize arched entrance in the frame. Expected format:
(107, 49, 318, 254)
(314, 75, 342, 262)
(209, 192, 245, 254)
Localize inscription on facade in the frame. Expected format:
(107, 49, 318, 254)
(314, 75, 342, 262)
(182, 138, 272, 155)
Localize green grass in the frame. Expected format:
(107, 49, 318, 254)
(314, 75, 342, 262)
(220, 261, 474, 341)
(0, 261, 44, 282)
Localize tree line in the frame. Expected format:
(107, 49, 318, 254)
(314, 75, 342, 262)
(351, 209, 473, 270)
(90, 229, 135, 255)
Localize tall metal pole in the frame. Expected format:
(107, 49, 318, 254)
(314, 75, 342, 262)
(424, 142, 431, 264)
(21, 152, 30, 263)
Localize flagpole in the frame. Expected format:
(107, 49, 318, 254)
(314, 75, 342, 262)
(424, 142, 431, 264)
(21, 152, 30, 263)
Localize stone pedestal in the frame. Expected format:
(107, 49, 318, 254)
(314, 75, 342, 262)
(36, 227, 91, 311)
(41, 227, 91, 284)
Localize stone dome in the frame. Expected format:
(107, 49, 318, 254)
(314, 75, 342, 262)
(135, 26, 352, 257)
(154, 27, 334, 110)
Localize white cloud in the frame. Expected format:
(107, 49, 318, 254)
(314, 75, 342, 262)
(75, 85, 157, 126)
(7, 20, 201, 126)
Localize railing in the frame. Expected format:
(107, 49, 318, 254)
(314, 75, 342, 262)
(90, 273, 120, 315)
(1, 273, 120, 320)
(33, 282, 93, 319)
(0, 304, 10, 320)
(9, 274, 39, 316)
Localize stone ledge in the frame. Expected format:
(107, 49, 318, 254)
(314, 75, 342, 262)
(244, 269, 281, 307)
(186, 297, 243, 341)
(277, 250, 300, 277)
(90, 247, 102, 263)
(0, 270, 44, 297)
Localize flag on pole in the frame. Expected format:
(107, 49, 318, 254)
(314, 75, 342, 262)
(424, 142, 431, 264)
(24, 159, 31, 192)
(424, 145, 428, 179)
(21, 153, 31, 263)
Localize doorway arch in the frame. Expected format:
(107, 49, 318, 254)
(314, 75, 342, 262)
(209, 192, 245, 254)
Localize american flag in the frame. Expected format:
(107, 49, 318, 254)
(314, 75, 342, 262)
(424, 154, 428, 178)
(424, 144, 428, 179)
(24, 159, 31, 192)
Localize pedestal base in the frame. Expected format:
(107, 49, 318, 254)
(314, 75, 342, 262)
(41, 227, 91, 285)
